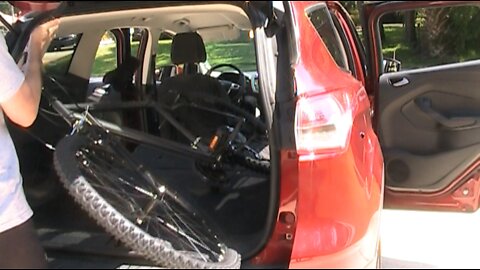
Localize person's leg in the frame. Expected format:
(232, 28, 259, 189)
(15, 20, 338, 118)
(0, 218, 47, 269)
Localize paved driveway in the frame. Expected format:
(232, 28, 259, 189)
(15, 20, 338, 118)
(47, 208, 480, 268)
(381, 209, 480, 269)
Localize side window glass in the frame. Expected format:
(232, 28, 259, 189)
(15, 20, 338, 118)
(308, 6, 350, 71)
(131, 27, 145, 57)
(43, 34, 80, 76)
(155, 33, 173, 81)
(91, 31, 118, 79)
(0, 2, 18, 36)
(130, 27, 147, 84)
(330, 12, 357, 76)
(380, 5, 480, 73)
(0, 3, 78, 77)
(204, 30, 257, 72)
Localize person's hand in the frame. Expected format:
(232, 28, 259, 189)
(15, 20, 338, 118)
(28, 18, 60, 57)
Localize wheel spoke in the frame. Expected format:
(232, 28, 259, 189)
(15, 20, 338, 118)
(73, 136, 223, 262)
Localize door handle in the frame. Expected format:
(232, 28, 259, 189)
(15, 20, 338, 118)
(389, 77, 410, 87)
(415, 97, 476, 129)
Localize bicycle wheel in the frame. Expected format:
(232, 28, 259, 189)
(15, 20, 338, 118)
(53, 132, 241, 269)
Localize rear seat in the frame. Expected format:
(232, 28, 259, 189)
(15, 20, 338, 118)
(87, 56, 140, 129)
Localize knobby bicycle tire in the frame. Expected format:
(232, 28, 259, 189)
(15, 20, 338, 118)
(53, 133, 241, 269)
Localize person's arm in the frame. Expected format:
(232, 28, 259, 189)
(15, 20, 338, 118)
(0, 19, 59, 127)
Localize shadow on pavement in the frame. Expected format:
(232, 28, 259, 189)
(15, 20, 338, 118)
(382, 257, 438, 269)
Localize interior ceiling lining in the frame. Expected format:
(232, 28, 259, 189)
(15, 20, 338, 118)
(57, 4, 251, 42)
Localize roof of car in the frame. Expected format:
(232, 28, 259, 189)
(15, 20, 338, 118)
(54, 2, 254, 43)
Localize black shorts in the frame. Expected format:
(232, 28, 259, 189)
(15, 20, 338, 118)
(0, 218, 47, 269)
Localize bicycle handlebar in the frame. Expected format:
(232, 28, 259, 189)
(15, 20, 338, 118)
(42, 87, 76, 125)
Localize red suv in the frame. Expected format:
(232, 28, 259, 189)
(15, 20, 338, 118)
(3, 1, 479, 269)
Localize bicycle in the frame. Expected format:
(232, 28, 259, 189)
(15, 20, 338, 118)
(42, 74, 270, 269)
(5, 11, 269, 269)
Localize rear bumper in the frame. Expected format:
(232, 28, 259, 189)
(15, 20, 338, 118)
(288, 141, 384, 268)
(289, 231, 379, 269)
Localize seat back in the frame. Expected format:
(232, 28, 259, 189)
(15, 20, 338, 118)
(156, 32, 229, 141)
(89, 56, 141, 128)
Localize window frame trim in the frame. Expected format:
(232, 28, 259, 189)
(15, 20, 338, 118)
(305, 3, 352, 73)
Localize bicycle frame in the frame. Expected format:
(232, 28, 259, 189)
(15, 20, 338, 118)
(46, 90, 249, 163)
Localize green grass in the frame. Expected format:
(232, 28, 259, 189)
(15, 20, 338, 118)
(205, 42, 257, 72)
(44, 40, 257, 78)
(380, 24, 440, 69)
(43, 51, 74, 75)
(381, 24, 480, 70)
(91, 44, 118, 76)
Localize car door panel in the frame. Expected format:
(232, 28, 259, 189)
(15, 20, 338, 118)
(379, 61, 480, 192)
(384, 147, 480, 191)
(359, 0, 480, 211)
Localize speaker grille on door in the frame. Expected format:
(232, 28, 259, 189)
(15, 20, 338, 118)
(386, 159, 410, 183)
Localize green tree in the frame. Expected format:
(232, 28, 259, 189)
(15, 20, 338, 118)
(404, 11, 417, 47)
(340, 1, 356, 12)
(339, 1, 360, 25)
(417, 6, 480, 59)
(0, 2, 13, 15)
(443, 6, 480, 56)
(417, 8, 450, 57)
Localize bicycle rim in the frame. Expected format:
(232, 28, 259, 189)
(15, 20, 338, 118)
(53, 133, 241, 268)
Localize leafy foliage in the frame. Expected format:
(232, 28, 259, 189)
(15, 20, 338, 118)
(442, 6, 480, 57)
(381, 5, 480, 70)
(0, 2, 12, 15)
(416, 6, 480, 59)
(339, 1, 360, 24)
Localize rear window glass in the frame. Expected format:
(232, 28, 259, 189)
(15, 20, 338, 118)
(44, 34, 81, 76)
(308, 6, 350, 70)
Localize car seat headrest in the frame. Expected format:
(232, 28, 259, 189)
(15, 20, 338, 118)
(171, 32, 206, 65)
(103, 56, 140, 85)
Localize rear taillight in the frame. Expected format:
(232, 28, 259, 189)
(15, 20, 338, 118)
(295, 91, 352, 160)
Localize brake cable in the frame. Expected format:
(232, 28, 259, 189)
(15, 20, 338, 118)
(23, 129, 56, 151)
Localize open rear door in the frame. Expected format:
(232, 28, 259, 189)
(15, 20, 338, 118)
(2, 1, 62, 62)
(362, 1, 480, 212)
(8, 1, 60, 13)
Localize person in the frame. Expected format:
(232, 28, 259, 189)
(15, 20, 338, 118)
(0, 17, 59, 268)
